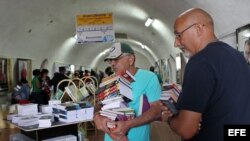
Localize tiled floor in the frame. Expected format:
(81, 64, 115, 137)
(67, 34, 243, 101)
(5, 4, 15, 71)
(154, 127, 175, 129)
(0, 110, 180, 141)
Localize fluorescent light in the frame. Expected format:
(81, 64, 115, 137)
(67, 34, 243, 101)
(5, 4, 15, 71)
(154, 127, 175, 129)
(145, 18, 153, 27)
(245, 33, 250, 37)
(70, 65, 75, 73)
(141, 45, 145, 49)
(176, 56, 181, 70)
(73, 34, 77, 39)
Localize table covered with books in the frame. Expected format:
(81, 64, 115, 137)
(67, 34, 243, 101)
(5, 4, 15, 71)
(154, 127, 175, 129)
(7, 101, 94, 141)
(10, 119, 92, 141)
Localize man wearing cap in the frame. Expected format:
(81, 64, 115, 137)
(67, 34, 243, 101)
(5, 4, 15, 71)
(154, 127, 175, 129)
(94, 42, 162, 141)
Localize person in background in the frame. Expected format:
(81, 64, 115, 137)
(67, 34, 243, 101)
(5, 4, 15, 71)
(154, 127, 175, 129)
(94, 42, 162, 141)
(73, 70, 80, 78)
(40, 69, 51, 104)
(105, 66, 114, 77)
(90, 69, 99, 87)
(0, 62, 6, 83)
(149, 66, 163, 85)
(82, 69, 92, 86)
(83, 70, 90, 77)
(161, 8, 250, 141)
(31, 69, 44, 106)
(66, 71, 72, 78)
(98, 70, 105, 84)
(11, 78, 30, 104)
(79, 70, 84, 78)
(50, 67, 69, 95)
(244, 39, 250, 67)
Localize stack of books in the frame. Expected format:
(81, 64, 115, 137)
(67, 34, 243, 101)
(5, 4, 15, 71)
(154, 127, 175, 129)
(17, 103, 38, 116)
(11, 112, 52, 127)
(52, 101, 94, 122)
(42, 135, 77, 141)
(97, 72, 134, 101)
(18, 116, 39, 127)
(97, 70, 136, 124)
(38, 115, 54, 127)
(160, 83, 181, 115)
(100, 108, 135, 121)
(40, 105, 53, 114)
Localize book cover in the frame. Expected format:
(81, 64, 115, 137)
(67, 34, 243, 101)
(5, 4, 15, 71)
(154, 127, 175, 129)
(95, 80, 118, 95)
(116, 113, 135, 121)
(161, 100, 178, 115)
(112, 107, 135, 113)
(100, 108, 135, 121)
(101, 101, 128, 110)
(118, 79, 133, 100)
(77, 86, 89, 100)
(100, 75, 120, 87)
(162, 83, 175, 91)
(138, 94, 150, 116)
(97, 85, 119, 100)
(121, 70, 135, 83)
(160, 84, 180, 115)
(101, 96, 124, 105)
(100, 111, 117, 119)
(64, 85, 77, 102)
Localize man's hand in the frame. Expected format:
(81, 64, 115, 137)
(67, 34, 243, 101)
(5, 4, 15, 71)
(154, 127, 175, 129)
(161, 103, 174, 122)
(94, 114, 112, 133)
(109, 120, 130, 137)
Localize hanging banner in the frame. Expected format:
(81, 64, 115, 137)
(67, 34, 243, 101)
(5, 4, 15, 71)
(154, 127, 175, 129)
(76, 13, 115, 43)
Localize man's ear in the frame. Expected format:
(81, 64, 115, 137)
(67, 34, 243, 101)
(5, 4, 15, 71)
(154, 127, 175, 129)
(129, 55, 135, 65)
(195, 24, 205, 37)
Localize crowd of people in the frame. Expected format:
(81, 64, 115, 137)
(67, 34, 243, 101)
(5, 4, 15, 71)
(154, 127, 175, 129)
(11, 66, 113, 106)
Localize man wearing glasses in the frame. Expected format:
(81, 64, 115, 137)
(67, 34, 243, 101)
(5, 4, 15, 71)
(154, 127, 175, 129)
(94, 42, 162, 141)
(161, 8, 250, 141)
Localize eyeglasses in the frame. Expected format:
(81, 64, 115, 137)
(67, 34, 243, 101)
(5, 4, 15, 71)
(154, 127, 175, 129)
(175, 23, 197, 39)
(106, 53, 131, 64)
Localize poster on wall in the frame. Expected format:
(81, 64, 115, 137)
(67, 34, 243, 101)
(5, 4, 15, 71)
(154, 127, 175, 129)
(76, 12, 115, 43)
(236, 24, 250, 64)
(17, 58, 32, 85)
(0, 58, 9, 93)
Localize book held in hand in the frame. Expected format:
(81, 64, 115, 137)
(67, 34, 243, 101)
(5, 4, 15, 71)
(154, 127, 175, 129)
(122, 70, 136, 83)
(138, 94, 150, 116)
(161, 100, 178, 115)
(160, 83, 181, 115)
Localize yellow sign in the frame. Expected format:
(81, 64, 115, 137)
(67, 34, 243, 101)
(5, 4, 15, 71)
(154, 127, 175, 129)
(76, 13, 113, 26)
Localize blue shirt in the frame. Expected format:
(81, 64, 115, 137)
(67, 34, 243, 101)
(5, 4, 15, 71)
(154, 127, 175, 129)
(105, 69, 161, 141)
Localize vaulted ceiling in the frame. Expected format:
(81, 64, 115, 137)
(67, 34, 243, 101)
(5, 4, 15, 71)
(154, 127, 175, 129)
(0, 0, 250, 71)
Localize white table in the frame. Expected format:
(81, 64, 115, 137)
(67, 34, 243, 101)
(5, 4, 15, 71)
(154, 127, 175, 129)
(10, 119, 92, 141)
